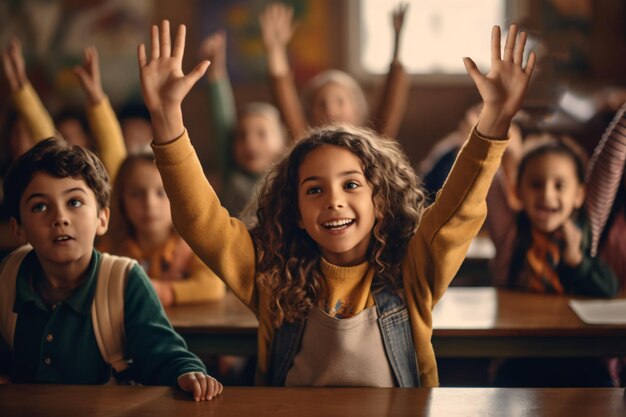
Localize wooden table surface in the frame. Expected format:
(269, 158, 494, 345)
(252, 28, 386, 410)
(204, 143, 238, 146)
(1, 385, 625, 417)
(167, 287, 626, 358)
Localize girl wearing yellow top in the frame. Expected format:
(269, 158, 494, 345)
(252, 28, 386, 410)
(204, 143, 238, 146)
(101, 152, 225, 306)
(139, 21, 535, 386)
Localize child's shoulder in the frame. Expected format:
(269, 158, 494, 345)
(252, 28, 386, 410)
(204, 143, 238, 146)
(94, 251, 148, 297)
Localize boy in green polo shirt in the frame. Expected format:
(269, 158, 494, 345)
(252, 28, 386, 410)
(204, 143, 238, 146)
(1, 137, 222, 401)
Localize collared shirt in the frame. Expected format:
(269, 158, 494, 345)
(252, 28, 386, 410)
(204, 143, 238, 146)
(11, 249, 205, 385)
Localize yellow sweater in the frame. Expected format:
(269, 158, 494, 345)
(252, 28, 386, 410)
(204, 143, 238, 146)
(11, 82, 55, 142)
(11, 83, 126, 182)
(99, 232, 225, 304)
(152, 128, 507, 386)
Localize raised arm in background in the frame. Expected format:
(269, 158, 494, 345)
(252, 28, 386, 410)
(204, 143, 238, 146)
(2, 38, 55, 142)
(74, 46, 127, 182)
(259, 2, 307, 141)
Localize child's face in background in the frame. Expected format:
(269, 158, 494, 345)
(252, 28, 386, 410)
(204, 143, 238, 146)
(297, 145, 375, 266)
(517, 153, 585, 233)
(311, 82, 360, 127)
(234, 113, 284, 174)
(122, 161, 172, 240)
(58, 119, 90, 149)
(122, 118, 153, 153)
(11, 173, 109, 272)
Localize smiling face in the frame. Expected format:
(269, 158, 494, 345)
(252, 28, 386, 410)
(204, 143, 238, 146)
(11, 172, 109, 272)
(297, 145, 376, 266)
(121, 160, 172, 241)
(517, 152, 585, 233)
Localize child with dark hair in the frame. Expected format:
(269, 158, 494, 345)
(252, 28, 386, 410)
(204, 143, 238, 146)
(0, 137, 222, 401)
(487, 137, 618, 296)
(139, 20, 534, 386)
(486, 136, 618, 388)
(117, 101, 153, 153)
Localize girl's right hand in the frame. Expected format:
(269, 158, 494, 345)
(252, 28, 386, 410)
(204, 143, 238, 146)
(138, 20, 210, 143)
(2, 38, 28, 92)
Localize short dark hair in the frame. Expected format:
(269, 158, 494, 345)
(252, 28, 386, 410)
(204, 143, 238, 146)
(517, 139, 586, 185)
(3, 135, 110, 223)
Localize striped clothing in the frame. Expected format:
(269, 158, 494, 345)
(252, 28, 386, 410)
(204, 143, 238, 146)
(585, 101, 626, 285)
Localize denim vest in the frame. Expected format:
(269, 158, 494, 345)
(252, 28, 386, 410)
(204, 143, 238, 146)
(267, 279, 420, 387)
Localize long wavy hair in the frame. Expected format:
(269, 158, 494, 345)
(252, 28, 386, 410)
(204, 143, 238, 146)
(251, 125, 425, 327)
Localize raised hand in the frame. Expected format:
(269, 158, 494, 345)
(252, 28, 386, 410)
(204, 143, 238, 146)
(2, 38, 28, 92)
(198, 30, 227, 81)
(464, 25, 536, 138)
(392, 2, 409, 62)
(138, 20, 210, 143)
(177, 371, 223, 401)
(74, 46, 105, 105)
(259, 2, 297, 51)
(259, 2, 297, 76)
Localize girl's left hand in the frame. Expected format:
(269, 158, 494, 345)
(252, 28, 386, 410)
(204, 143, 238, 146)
(560, 219, 583, 267)
(464, 25, 536, 138)
(177, 371, 223, 401)
(74, 46, 105, 105)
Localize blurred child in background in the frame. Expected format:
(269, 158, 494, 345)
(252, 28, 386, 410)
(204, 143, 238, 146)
(199, 30, 286, 217)
(101, 152, 225, 307)
(259, 2, 409, 140)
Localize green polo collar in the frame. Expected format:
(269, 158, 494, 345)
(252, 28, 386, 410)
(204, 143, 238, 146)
(14, 249, 100, 316)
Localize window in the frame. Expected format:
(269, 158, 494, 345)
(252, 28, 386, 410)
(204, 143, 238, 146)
(349, 0, 527, 81)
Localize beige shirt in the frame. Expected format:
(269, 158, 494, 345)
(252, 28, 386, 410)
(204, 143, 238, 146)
(285, 306, 395, 387)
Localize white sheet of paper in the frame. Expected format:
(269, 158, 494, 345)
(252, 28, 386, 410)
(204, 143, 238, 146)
(569, 299, 626, 325)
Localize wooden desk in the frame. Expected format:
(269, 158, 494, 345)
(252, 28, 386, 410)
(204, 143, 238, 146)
(167, 288, 626, 358)
(1, 385, 625, 417)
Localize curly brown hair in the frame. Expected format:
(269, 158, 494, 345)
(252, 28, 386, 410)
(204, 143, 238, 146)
(251, 125, 425, 327)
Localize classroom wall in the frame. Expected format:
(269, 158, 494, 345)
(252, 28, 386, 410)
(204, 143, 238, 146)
(157, 0, 626, 172)
(2, 0, 625, 175)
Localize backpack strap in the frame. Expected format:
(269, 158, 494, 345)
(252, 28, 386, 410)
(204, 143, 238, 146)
(0, 245, 33, 349)
(91, 253, 137, 373)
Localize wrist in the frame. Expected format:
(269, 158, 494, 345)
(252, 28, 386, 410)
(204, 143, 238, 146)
(149, 107, 185, 144)
(266, 48, 289, 76)
(88, 91, 105, 106)
(476, 107, 513, 139)
(207, 67, 226, 81)
(563, 250, 583, 268)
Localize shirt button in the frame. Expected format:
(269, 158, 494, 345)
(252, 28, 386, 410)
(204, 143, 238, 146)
(44, 357, 52, 365)
(46, 334, 54, 342)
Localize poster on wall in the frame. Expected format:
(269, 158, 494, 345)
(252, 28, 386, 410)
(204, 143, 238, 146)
(199, 0, 332, 84)
(0, 0, 153, 109)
